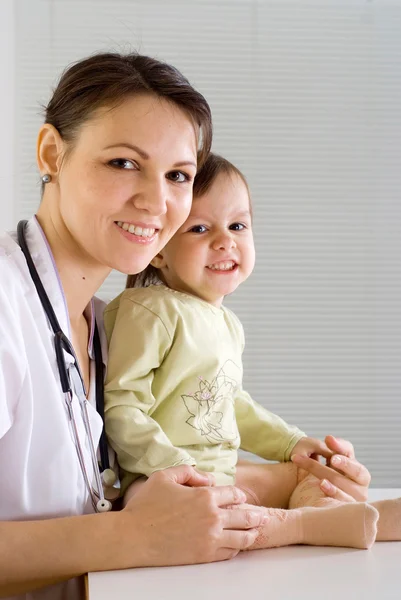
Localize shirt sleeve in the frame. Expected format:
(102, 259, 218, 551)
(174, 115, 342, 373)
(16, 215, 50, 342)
(0, 262, 25, 438)
(104, 296, 196, 480)
(235, 388, 306, 462)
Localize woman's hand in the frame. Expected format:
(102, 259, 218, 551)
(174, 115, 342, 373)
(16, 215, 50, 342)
(119, 465, 266, 567)
(291, 435, 371, 502)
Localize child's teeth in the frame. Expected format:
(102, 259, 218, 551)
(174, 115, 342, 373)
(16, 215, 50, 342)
(209, 261, 235, 270)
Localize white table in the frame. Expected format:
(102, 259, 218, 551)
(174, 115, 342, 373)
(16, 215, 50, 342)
(88, 489, 401, 600)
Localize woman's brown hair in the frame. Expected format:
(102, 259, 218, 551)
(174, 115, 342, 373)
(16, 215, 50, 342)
(44, 52, 212, 168)
(126, 152, 250, 289)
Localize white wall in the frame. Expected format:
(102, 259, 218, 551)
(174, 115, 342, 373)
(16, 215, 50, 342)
(0, 0, 15, 231)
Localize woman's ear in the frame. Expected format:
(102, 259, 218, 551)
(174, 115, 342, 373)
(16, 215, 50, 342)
(151, 253, 167, 269)
(36, 123, 65, 180)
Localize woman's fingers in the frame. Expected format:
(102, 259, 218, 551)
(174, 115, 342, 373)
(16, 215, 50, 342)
(221, 503, 266, 530)
(214, 548, 240, 562)
(325, 435, 371, 501)
(220, 503, 264, 549)
(320, 479, 356, 503)
(124, 477, 263, 566)
(293, 432, 371, 503)
(193, 468, 216, 486)
(329, 454, 371, 488)
(291, 454, 334, 480)
(291, 454, 366, 501)
(325, 435, 355, 459)
(210, 484, 247, 507)
(221, 528, 259, 551)
(159, 464, 213, 488)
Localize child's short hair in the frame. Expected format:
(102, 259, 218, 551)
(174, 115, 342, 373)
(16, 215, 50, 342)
(192, 152, 250, 198)
(126, 152, 250, 289)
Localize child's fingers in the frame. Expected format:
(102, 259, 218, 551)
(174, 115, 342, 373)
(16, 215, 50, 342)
(311, 439, 334, 459)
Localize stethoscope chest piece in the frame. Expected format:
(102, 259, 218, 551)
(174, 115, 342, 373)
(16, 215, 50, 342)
(102, 468, 117, 487)
(96, 499, 113, 513)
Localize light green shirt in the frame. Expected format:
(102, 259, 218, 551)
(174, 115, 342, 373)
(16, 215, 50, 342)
(104, 285, 305, 488)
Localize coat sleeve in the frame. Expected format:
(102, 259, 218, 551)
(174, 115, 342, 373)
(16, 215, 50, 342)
(235, 388, 306, 462)
(0, 259, 25, 439)
(104, 296, 195, 480)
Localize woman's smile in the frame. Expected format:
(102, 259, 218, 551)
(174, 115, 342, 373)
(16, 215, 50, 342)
(115, 220, 159, 244)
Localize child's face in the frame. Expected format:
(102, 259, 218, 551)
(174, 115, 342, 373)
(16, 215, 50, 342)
(155, 172, 255, 307)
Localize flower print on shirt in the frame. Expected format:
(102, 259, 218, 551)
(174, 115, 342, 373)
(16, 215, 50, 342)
(181, 360, 241, 444)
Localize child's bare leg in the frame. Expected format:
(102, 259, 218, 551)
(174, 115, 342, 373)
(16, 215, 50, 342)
(238, 502, 379, 550)
(235, 460, 299, 507)
(370, 498, 401, 541)
(235, 461, 340, 509)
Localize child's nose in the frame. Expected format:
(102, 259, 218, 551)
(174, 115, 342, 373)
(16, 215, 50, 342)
(212, 232, 236, 250)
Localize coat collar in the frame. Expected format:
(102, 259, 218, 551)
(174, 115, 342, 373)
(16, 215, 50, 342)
(18, 217, 106, 364)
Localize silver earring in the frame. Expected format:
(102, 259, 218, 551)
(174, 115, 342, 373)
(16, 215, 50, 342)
(41, 174, 52, 184)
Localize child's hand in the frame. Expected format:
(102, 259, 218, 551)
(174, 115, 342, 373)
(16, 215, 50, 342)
(290, 436, 334, 461)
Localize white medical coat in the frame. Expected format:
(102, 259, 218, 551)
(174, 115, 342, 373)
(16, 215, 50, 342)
(0, 217, 108, 600)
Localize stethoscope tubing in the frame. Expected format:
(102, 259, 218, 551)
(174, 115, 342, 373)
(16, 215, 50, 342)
(17, 220, 112, 513)
(65, 390, 98, 512)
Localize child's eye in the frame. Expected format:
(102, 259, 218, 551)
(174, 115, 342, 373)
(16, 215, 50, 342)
(108, 158, 137, 170)
(189, 225, 207, 233)
(229, 222, 246, 231)
(167, 171, 191, 183)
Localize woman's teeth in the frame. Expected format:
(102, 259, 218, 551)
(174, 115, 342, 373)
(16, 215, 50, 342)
(208, 261, 236, 271)
(116, 221, 156, 237)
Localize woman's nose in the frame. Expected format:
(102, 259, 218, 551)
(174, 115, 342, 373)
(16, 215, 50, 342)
(132, 178, 168, 216)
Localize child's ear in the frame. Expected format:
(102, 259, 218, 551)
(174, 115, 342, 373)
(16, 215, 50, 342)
(151, 253, 167, 269)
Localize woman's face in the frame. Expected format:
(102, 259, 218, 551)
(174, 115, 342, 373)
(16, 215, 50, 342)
(55, 94, 198, 275)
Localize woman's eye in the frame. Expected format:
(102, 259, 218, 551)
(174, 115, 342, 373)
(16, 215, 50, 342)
(229, 222, 246, 231)
(167, 171, 190, 183)
(109, 159, 136, 170)
(189, 225, 207, 233)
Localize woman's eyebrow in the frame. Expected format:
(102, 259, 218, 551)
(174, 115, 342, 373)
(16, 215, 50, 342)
(173, 160, 197, 169)
(103, 143, 196, 169)
(104, 143, 149, 159)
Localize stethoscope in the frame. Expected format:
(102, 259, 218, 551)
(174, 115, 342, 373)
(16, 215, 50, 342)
(17, 220, 117, 513)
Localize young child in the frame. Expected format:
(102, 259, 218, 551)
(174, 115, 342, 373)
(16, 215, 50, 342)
(104, 153, 400, 551)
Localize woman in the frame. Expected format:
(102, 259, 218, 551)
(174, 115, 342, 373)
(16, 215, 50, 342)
(0, 52, 371, 600)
